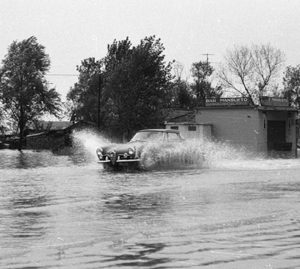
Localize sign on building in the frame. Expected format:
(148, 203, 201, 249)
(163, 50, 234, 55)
(260, 97, 289, 107)
(206, 97, 251, 107)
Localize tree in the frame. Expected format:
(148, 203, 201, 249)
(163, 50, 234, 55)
(283, 65, 300, 108)
(67, 36, 173, 140)
(190, 61, 222, 106)
(104, 36, 173, 140)
(170, 79, 194, 109)
(67, 57, 104, 125)
(0, 36, 61, 149)
(0, 104, 6, 134)
(218, 44, 284, 105)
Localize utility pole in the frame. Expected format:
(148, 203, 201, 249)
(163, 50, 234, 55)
(201, 53, 214, 65)
(19, 75, 24, 151)
(97, 73, 101, 130)
(201, 53, 215, 76)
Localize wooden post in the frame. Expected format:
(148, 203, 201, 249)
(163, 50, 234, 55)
(97, 74, 101, 130)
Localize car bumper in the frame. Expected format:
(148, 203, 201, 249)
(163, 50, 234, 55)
(98, 158, 141, 164)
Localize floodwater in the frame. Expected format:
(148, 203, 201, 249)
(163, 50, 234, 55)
(0, 131, 300, 269)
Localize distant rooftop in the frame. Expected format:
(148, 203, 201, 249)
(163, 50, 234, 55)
(29, 121, 73, 131)
(163, 108, 192, 121)
(165, 112, 196, 124)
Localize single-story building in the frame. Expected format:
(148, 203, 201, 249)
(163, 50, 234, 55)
(165, 97, 298, 157)
(26, 120, 96, 150)
(165, 112, 212, 140)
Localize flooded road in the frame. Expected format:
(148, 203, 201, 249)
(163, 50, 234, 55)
(0, 145, 300, 268)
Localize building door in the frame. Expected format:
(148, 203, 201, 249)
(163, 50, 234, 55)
(267, 120, 286, 150)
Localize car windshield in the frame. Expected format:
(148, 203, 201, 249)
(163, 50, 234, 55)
(130, 131, 164, 142)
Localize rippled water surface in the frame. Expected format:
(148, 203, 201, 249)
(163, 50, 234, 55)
(1, 145, 300, 268)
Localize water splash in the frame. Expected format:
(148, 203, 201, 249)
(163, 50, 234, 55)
(71, 129, 110, 162)
(140, 139, 252, 170)
(70, 129, 299, 170)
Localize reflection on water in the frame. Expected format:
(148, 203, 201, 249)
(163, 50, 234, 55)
(0, 149, 300, 268)
(10, 210, 49, 239)
(103, 242, 170, 267)
(102, 191, 171, 217)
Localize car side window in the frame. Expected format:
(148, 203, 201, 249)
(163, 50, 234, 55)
(167, 133, 181, 142)
(150, 132, 164, 141)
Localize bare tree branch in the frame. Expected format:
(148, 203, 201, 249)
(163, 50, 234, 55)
(217, 44, 285, 105)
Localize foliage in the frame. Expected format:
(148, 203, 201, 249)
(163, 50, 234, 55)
(67, 57, 104, 124)
(0, 36, 61, 146)
(105, 36, 173, 139)
(283, 65, 300, 108)
(0, 105, 6, 134)
(170, 79, 194, 109)
(67, 36, 173, 140)
(218, 44, 285, 104)
(190, 61, 223, 106)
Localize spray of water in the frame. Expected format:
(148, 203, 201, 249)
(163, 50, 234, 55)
(71, 129, 299, 170)
(139, 138, 253, 169)
(71, 129, 110, 162)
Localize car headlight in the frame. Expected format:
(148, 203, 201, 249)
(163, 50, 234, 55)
(96, 148, 103, 157)
(128, 148, 135, 155)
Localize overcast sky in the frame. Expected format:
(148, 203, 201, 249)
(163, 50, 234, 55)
(1, 0, 300, 99)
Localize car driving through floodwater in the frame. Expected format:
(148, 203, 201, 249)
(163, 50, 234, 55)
(2, 134, 300, 268)
(96, 129, 184, 169)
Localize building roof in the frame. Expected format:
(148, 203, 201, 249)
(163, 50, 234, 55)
(26, 132, 48, 138)
(27, 120, 97, 135)
(162, 108, 192, 121)
(29, 120, 73, 131)
(165, 112, 196, 124)
(258, 106, 298, 112)
(139, 129, 180, 133)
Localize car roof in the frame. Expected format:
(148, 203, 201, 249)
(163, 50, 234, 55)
(138, 129, 180, 134)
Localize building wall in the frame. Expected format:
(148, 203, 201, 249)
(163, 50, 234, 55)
(195, 108, 262, 152)
(25, 121, 96, 150)
(194, 108, 297, 156)
(166, 124, 212, 140)
(26, 133, 66, 150)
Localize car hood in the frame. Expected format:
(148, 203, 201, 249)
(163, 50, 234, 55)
(99, 141, 144, 154)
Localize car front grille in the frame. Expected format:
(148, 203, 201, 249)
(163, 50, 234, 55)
(102, 152, 136, 162)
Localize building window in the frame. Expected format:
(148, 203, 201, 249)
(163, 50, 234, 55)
(188, 125, 196, 131)
(170, 126, 178, 130)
